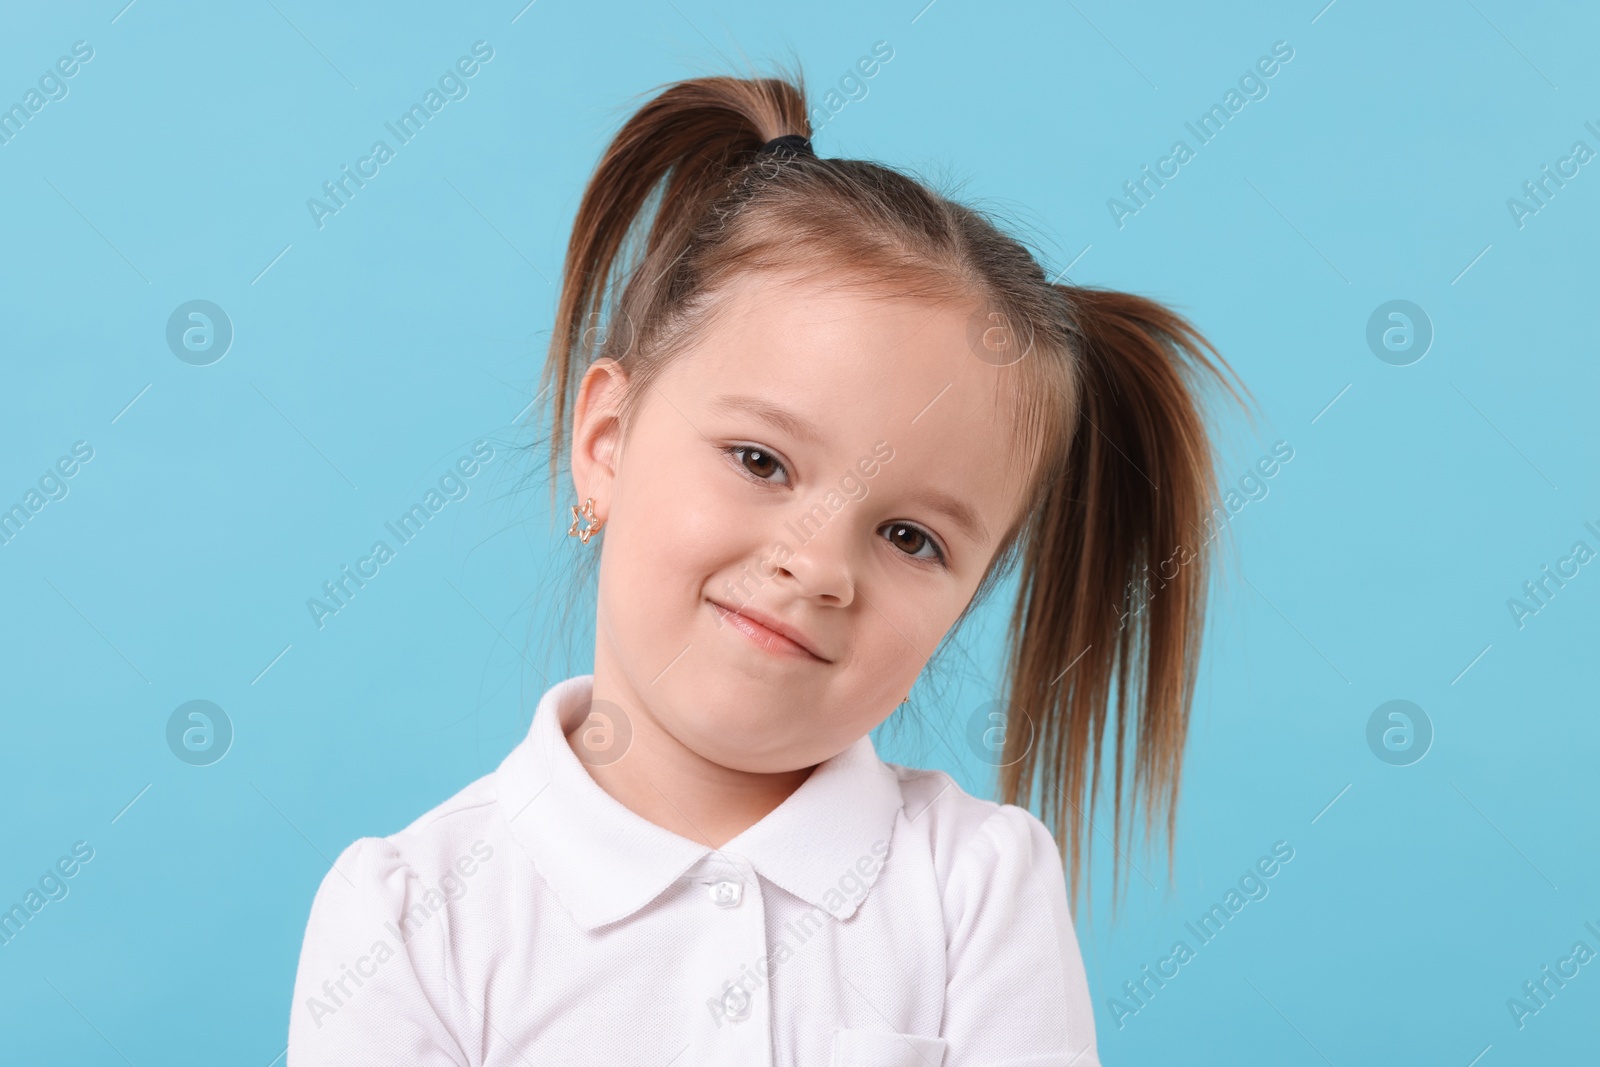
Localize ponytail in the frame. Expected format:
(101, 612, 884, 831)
(997, 285, 1245, 908)
(539, 74, 810, 505)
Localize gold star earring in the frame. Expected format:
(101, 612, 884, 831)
(568, 497, 604, 544)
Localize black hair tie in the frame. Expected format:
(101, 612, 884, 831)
(758, 134, 814, 158)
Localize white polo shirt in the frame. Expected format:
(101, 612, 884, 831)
(287, 675, 1101, 1066)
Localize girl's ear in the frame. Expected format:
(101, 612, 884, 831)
(570, 357, 629, 518)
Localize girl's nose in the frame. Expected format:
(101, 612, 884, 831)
(772, 512, 856, 607)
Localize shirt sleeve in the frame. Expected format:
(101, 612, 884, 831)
(287, 837, 471, 1067)
(941, 804, 1101, 1067)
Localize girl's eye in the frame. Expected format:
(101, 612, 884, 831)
(880, 522, 945, 565)
(725, 444, 790, 485)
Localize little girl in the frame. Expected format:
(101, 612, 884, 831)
(289, 72, 1238, 1066)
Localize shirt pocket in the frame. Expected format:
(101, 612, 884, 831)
(829, 1027, 949, 1067)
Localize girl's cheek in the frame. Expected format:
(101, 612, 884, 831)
(874, 566, 964, 650)
(664, 467, 736, 539)
(622, 458, 747, 572)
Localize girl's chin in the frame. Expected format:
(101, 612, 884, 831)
(659, 695, 818, 762)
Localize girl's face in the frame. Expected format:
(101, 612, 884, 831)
(572, 269, 1034, 775)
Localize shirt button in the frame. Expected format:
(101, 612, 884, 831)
(722, 983, 752, 1022)
(708, 879, 743, 908)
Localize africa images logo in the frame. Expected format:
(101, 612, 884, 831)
(1107, 40, 1295, 229)
(1105, 841, 1295, 1029)
(306, 41, 495, 229)
(306, 442, 495, 629)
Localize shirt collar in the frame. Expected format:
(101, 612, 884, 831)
(496, 675, 905, 932)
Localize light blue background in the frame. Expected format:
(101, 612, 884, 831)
(2, 0, 1596, 1063)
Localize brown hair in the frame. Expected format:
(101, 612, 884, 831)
(539, 71, 1247, 906)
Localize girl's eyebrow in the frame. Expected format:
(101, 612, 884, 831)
(707, 394, 822, 446)
(915, 488, 988, 545)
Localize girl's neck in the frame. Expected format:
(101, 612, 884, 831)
(572, 673, 817, 850)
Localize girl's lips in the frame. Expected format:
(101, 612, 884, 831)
(709, 600, 828, 662)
